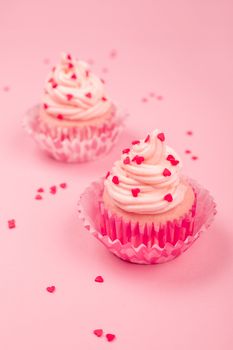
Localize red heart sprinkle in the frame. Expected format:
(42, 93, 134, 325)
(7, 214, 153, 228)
(95, 276, 104, 283)
(46, 286, 56, 293)
(122, 148, 130, 154)
(68, 63, 74, 69)
(132, 140, 140, 145)
(166, 154, 175, 161)
(101, 96, 107, 101)
(43, 103, 48, 109)
(37, 187, 44, 192)
(50, 186, 57, 194)
(57, 114, 64, 120)
(170, 159, 179, 166)
(123, 156, 130, 165)
(185, 149, 191, 154)
(8, 219, 16, 229)
(192, 156, 198, 160)
(85, 92, 92, 98)
(112, 176, 119, 185)
(164, 193, 173, 202)
(144, 134, 150, 143)
(106, 334, 116, 342)
(186, 130, 193, 136)
(67, 54, 72, 60)
(131, 188, 140, 197)
(35, 194, 43, 200)
(163, 168, 171, 176)
(71, 73, 77, 79)
(66, 94, 73, 101)
(52, 82, 58, 88)
(132, 155, 144, 165)
(157, 132, 165, 142)
(93, 329, 103, 337)
(60, 183, 67, 189)
(105, 171, 110, 179)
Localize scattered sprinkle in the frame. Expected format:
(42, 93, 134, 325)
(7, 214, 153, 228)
(85, 92, 92, 98)
(141, 97, 148, 103)
(106, 334, 116, 342)
(166, 154, 175, 161)
(122, 148, 130, 154)
(157, 132, 165, 142)
(156, 95, 163, 100)
(35, 194, 43, 200)
(131, 188, 140, 197)
(185, 150, 191, 154)
(46, 285, 56, 293)
(50, 186, 57, 194)
(68, 62, 74, 69)
(8, 219, 16, 229)
(123, 156, 130, 165)
(132, 155, 144, 165)
(60, 183, 67, 189)
(112, 176, 119, 185)
(192, 155, 198, 160)
(93, 329, 103, 337)
(186, 130, 193, 136)
(95, 276, 104, 283)
(132, 140, 140, 145)
(37, 187, 44, 193)
(57, 114, 64, 120)
(43, 103, 48, 109)
(170, 159, 179, 166)
(163, 168, 171, 177)
(52, 82, 58, 88)
(144, 134, 150, 143)
(71, 73, 77, 80)
(66, 94, 73, 101)
(105, 171, 110, 179)
(67, 54, 72, 60)
(164, 193, 173, 202)
(101, 96, 107, 101)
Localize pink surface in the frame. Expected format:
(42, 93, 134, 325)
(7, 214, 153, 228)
(0, 0, 232, 349)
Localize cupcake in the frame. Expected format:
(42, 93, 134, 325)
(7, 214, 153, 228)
(24, 53, 124, 162)
(78, 129, 216, 264)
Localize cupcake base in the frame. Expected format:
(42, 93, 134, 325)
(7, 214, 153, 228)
(78, 177, 216, 264)
(23, 104, 125, 163)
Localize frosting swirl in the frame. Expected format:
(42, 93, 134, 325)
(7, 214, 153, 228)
(104, 130, 188, 214)
(41, 53, 112, 121)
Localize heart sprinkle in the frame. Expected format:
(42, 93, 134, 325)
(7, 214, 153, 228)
(132, 140, 140, 145)
(35, 194, 43, 200)
(46, 286, 56, 293)
(85, 92, 92, 98)
(8, 219, 16, 229)
(123, 156, 130, 165)
(112, 176, 119, 185)
(95, 276, 104, 283)
(164, 193, 173, 202)
(157, 132, 165, 142)
(132, 155, 144, 165)
(50, 186, 57, 194)
(131, 188, 140, 197)
(122, 148, 130, 154)
(66, 94, 73, 101)
(106, 334, 116, 342)
(163, 168, 171, 177)
(144, 134, 150, 143)
(60, 183, 67, 189)
(93, 329, 103, 337)
(105, 171, 110, 179)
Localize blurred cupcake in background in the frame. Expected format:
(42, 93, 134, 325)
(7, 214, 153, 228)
(24, 53, 124, 162)
(78, 129, 216, 264)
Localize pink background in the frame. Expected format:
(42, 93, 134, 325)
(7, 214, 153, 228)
(0, 0, 233, 349)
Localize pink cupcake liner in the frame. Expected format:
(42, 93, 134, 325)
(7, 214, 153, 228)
(78, 178, 217, 264)
(23, 104, 126, 163)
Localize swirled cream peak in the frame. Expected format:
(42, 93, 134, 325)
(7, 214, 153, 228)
(104, 130, 188, 214)
(41, 53, 112, 121)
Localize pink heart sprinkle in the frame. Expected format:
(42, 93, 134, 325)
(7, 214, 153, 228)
(95, 276, 104, 283)
(164, 193, 173, 202)
(106, 334, 116, 342)
(157, 132, 165, 142)
(123, 156, 130, 165)
(8, 219, 16, 229)
(60, 183, 67, 189)
(131, 188, 140, 197)
(50, 186, 57, 194)
(192, 155, 198, 160)
(37, 187, 44, 193)
(112, 176, 119, 185)
(46, 286, 56, 293)
(163, 168, 171, 177)
(93, 329, 103, 337)
(35, 194, 43, 200)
